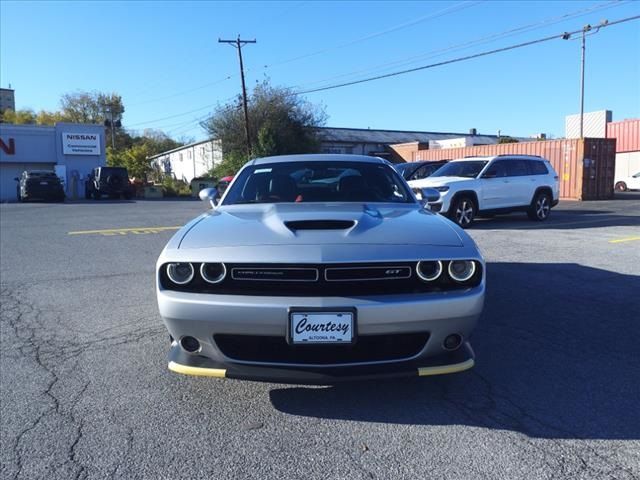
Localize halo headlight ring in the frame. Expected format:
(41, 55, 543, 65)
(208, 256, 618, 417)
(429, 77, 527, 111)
(166, 263, 195, 285)
(448, 260, 477, 282)
(416, 260, 443, 282)
(200, 262, 227, 284)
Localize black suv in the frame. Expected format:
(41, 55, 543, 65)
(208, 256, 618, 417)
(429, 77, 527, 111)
(15, 170, 65, 202)
(85, 167, 134, 200)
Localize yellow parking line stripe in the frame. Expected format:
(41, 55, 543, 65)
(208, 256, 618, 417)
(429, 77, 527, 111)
(609, 236, 640, 244)
(68, 226, 181, 236)
(417, 358, 475, 376)
(168, 361, 226, 378)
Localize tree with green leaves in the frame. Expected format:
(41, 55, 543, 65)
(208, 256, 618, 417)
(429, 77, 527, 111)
(201, 81, 326, 176)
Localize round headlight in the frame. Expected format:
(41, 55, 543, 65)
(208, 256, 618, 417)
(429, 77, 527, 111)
(448, 260, 476, 282)
(200, 262, 227, 284)
(416, 260, 443, 282)
(166, 263, 195, 285)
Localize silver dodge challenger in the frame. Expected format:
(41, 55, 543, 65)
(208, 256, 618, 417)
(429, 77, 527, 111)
(156, 154, 485, 383)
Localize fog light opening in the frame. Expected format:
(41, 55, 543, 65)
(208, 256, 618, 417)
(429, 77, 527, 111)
(443, 334, 463, 351)
(180, 336, 201, 353)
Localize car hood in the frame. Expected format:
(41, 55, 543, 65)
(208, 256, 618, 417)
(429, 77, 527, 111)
(409, 176, 475, 187)
(178, 203, 464, 248)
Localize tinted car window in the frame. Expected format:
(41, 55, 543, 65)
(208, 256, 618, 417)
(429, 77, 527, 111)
(410, 165, 432, 180)
(483, 161, 507, 178)
(529, 160, 549, 175)
(224, 161, 413, 205)
(430, 161, 488, 178)
(505, 160, 530, 177)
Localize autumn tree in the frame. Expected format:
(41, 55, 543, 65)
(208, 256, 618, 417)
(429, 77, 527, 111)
(201, 81, 326, 176)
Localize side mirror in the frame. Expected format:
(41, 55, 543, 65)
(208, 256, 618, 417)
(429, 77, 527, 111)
(199, 187, 219, 209)
(417, 188, 440, 210)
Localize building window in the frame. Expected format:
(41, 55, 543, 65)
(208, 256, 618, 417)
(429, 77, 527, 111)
(188, 150, 192, 159)
(323, 147, 342, 154)
(179, 153, 183, 162)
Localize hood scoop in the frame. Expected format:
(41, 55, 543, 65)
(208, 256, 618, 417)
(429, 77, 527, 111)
(284, 220, 356, 231)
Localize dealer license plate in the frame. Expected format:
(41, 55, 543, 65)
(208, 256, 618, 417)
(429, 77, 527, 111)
(290, 312, 354, 344)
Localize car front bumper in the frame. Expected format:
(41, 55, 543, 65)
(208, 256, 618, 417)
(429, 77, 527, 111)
(167, 340, 475, 384)
(158, 285, 484, 383)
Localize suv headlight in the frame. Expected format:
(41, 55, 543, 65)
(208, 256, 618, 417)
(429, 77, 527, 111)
(434, 186, 450, 192)
(166, 263, 195, 285)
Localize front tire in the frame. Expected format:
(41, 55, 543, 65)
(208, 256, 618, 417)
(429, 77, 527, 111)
(450, 196, 476, 228)
(615, 181, 628, 192)
(528, 191, 551, 221)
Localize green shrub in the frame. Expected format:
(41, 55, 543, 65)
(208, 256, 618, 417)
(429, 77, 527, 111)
(161, 177, 191, 197)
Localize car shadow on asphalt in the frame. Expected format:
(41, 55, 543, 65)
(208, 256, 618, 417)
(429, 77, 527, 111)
(468, 211, 640, 230)
(269, 262, 640, 440)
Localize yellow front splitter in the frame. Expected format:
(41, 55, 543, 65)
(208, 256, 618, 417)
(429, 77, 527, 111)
(417, 358, 475, 376)
(168, 357, 474, 380)
(168, 361, 226, 378)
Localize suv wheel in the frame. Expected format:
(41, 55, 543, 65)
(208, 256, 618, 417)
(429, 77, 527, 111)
(451, 196, 476, 228)
(528, 191, 551, 221)
(615, 181, 627, 192)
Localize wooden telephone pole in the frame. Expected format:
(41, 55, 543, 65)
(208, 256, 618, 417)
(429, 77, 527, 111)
(218, 35, 256, 157)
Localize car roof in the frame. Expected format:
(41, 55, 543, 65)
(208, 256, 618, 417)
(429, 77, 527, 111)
(249, 154, 388, 166)
(450, 154, 545, 162)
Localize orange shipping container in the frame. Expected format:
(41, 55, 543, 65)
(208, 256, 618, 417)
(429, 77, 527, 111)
(606, 119, 640, 153)
(408, 138, 616, 201)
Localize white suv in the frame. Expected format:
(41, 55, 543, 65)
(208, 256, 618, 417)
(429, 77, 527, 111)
(409, 155, 560, 228)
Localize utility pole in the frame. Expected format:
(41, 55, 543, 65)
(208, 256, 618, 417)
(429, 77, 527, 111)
(563, 23, 607, 139)
(579, 24, 591, 139)
(219, 35, 256, 157)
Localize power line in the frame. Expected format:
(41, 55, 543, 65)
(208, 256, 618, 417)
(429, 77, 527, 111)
(125, 1, 477, 108)
(263, 1, 480, 69)
(294, 14, 640, 95)
(291, 0, 626, 91)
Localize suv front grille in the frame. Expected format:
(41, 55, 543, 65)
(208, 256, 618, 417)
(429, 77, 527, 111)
(214, 332, 430, 365)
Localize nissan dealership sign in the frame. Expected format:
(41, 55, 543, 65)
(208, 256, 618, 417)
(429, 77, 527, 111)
(62, 132, 101, 155)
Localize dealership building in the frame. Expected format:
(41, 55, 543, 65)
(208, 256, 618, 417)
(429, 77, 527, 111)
(0, 123, 106, 201)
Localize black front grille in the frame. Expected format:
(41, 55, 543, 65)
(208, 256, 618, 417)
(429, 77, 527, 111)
(160, 262, 482, 296)
(214, 333, 430, 365)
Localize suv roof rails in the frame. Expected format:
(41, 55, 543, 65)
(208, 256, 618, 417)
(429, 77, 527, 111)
(495, 154, 543, 158)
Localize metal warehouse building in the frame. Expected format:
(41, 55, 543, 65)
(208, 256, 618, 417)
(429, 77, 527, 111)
(148, 139, 222, 184)
(0, 123, 106, 202)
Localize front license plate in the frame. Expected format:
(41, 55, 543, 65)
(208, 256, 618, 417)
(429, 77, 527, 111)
(290, 312, 354, 344)
(40, 181, 48, 185)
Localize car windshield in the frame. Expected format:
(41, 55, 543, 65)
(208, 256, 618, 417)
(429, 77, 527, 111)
(223, 161, 414, 205)
(429, 160, 489, 178)
(100, 168, 127, 176)
(393, 163, 416, 175)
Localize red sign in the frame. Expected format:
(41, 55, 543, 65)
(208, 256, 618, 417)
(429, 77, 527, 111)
(0, 138, 15, 155)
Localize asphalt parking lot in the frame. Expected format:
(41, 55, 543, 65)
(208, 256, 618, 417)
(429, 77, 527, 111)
(1, 195, 639, 480)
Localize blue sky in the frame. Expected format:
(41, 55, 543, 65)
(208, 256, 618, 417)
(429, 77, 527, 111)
(1, 0, 638, 141)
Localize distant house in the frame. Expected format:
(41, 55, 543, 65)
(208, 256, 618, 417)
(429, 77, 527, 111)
(148, 139, 222, 183)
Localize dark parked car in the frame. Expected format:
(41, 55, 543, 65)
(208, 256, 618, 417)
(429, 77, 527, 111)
(394, 160, 449, 181)
(85, 166, 134, 200)
(15, 170, 65, 202)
